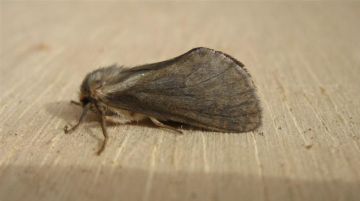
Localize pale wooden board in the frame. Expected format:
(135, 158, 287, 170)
(1, 1, 360, 201)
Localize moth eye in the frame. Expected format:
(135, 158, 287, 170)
(80, 96, 91, 105)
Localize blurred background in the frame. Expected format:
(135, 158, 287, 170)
(1, 1, 359, 201)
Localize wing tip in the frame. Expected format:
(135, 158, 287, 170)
(188, 47, 253, 80)
(188, 47, 245, 68)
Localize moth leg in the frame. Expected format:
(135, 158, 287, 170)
(149, 117, 183, 134)
(93, 103, 109, 155)
(64, 104, 90, 134)
(96, 115, 108, 155)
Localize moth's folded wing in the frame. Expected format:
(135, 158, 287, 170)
(104, 47, 262, 132)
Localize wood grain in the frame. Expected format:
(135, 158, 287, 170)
(1, 1, 359, 201)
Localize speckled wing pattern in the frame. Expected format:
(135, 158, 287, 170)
(102, 47, 261, 132)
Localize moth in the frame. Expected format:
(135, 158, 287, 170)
(64, 47, 262, 155)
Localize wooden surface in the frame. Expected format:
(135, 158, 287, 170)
(1, 1, 360, 201)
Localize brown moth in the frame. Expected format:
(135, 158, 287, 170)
(64, 47, 262, 155)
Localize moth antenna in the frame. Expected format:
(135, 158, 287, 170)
(70, 100, 82, 106)
(64, 103, 90, 134)
(94, 103, 109, 155)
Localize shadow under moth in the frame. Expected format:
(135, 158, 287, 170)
(64, 47, 262, 155)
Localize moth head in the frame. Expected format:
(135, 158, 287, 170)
(79, 93, 91, 106)
(79, 81, 102, 108)
(79, 68, 107, 107)
(79, 65, 123, 107)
